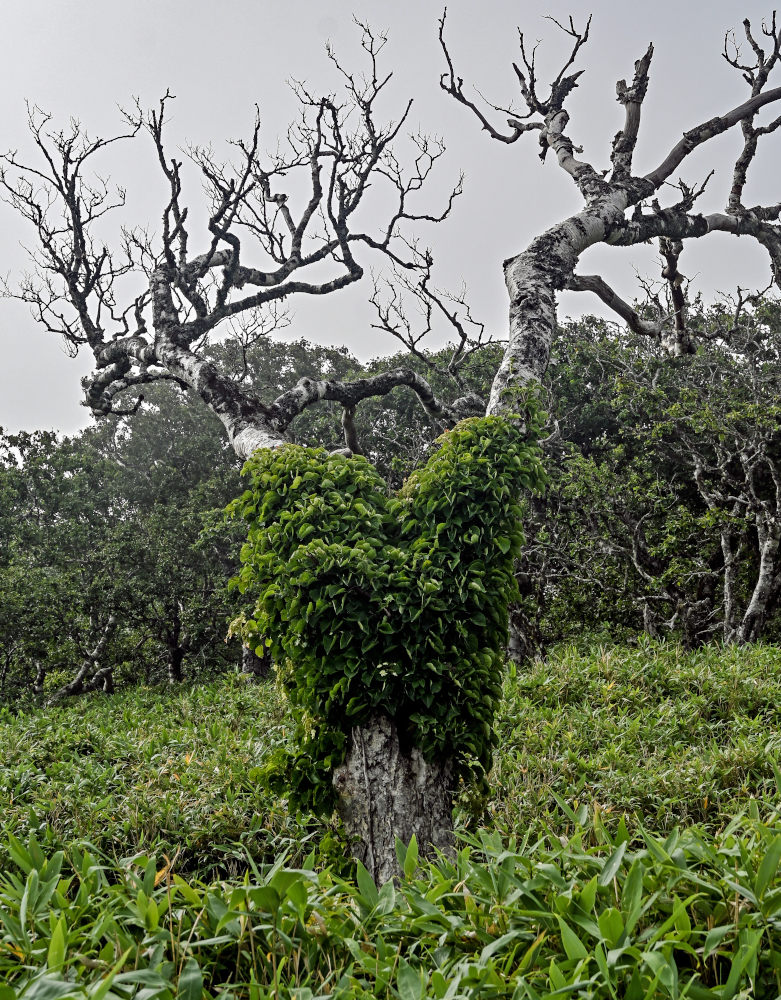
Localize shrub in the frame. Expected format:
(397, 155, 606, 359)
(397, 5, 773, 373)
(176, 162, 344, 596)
(230, 410, 546, 814)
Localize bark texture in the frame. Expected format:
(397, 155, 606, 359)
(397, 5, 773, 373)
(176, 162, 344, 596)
(241, 644, 272, 681)
(332, 714, 454, 884)
(46, 615, 117, 705)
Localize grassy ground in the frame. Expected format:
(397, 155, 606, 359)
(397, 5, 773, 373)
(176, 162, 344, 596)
(491, 640, 781, 835)
(0, 641, 780, 997)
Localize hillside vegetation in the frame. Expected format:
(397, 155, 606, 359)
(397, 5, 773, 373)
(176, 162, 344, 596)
(1, 642, 780, 997)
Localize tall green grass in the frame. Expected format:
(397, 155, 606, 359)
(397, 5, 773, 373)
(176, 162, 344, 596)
(1, 811, 780, 997)
(491, 640, 781, 836)
(0, 640, 779, 997)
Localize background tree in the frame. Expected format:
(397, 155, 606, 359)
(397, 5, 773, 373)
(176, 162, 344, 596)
(513, 296, 781, 652)
(0, 431, 128, 702)
(439, 12, 781, 385)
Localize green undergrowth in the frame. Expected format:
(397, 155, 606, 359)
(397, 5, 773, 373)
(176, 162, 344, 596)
(1, 814, 780, 997)
(0, 679, 313, 881)
(490, 640, 781, 836)
(1, 641, 779, 869)
(0, 641, 780, 996)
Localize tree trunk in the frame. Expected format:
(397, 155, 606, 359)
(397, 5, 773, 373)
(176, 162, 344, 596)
(241, 643, 272, 681)
(507, 602, 541, 663)
(736, 517, 781, 643)
(721, 531, 742, 644)
(0, 652, 9, 696)
(47, 615, 117, 705)
(167, 646, 185, 684)
(165, 609, 188, 683)
(324, 208, 629, 879)
(332, 714, 454, 884)
(89, 665, 115, 694)
(32, 660, 46, 695)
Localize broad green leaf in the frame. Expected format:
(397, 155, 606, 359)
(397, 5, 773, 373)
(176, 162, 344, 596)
(721, 928, 763, 1000)
(755, 833, 781, 901)
(403, 835, 419, 880)
(598, 841, 627, 886)
(579, 875, 598, 913)
(397, 958, 424, 1000)
(355, 861, 379, 908)
(480, 930, 521, 962)
(173, 875, 203, 907)
(703, 924, 732, 959)
(177, 957, 204, 1000)
(621, 860, 644, 922)
(557, 916, 588, 961)
(548, 958, 567, 991)
(15, 977, 81, 1000)
(46, 916, 66, 972)
(7, 834, 33, 875)
(598, 907, 624, 948)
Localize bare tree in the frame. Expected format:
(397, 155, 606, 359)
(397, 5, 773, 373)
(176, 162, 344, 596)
(0, 26, 470, 461)
(439, 10, 781, 397)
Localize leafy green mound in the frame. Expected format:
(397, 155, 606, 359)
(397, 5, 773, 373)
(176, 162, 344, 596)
(231, 413, 546, 813)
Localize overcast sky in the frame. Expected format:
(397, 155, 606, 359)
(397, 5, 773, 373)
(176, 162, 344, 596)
(1, 0, 779, 436)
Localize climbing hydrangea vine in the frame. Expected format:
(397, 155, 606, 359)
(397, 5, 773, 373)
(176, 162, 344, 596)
(229, 404, 546, 814)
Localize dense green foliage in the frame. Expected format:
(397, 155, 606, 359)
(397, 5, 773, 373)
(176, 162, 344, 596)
(520, 301, 781, 651)
(0, 394, 242, 703)
(0, 336, 496, 705)
(0, 643, 779, 997)
(231, 411, 546, 814)
(0, 430, 126, 701)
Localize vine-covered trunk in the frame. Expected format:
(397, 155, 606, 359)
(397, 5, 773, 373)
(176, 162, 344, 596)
(332, 715, 454, 885)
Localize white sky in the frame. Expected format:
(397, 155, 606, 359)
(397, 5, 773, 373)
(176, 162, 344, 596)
(1, 0, 779, 435)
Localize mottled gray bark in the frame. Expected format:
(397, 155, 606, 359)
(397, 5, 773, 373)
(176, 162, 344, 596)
(332, 714, 454, 884)
(737, 518, 781, 644)
(241, 644, 272, 681)
(32, 661, 46, 695)
(46, 615, 117, 705)
(721, 531, 742, 645)
(88, 665, 115, 694)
